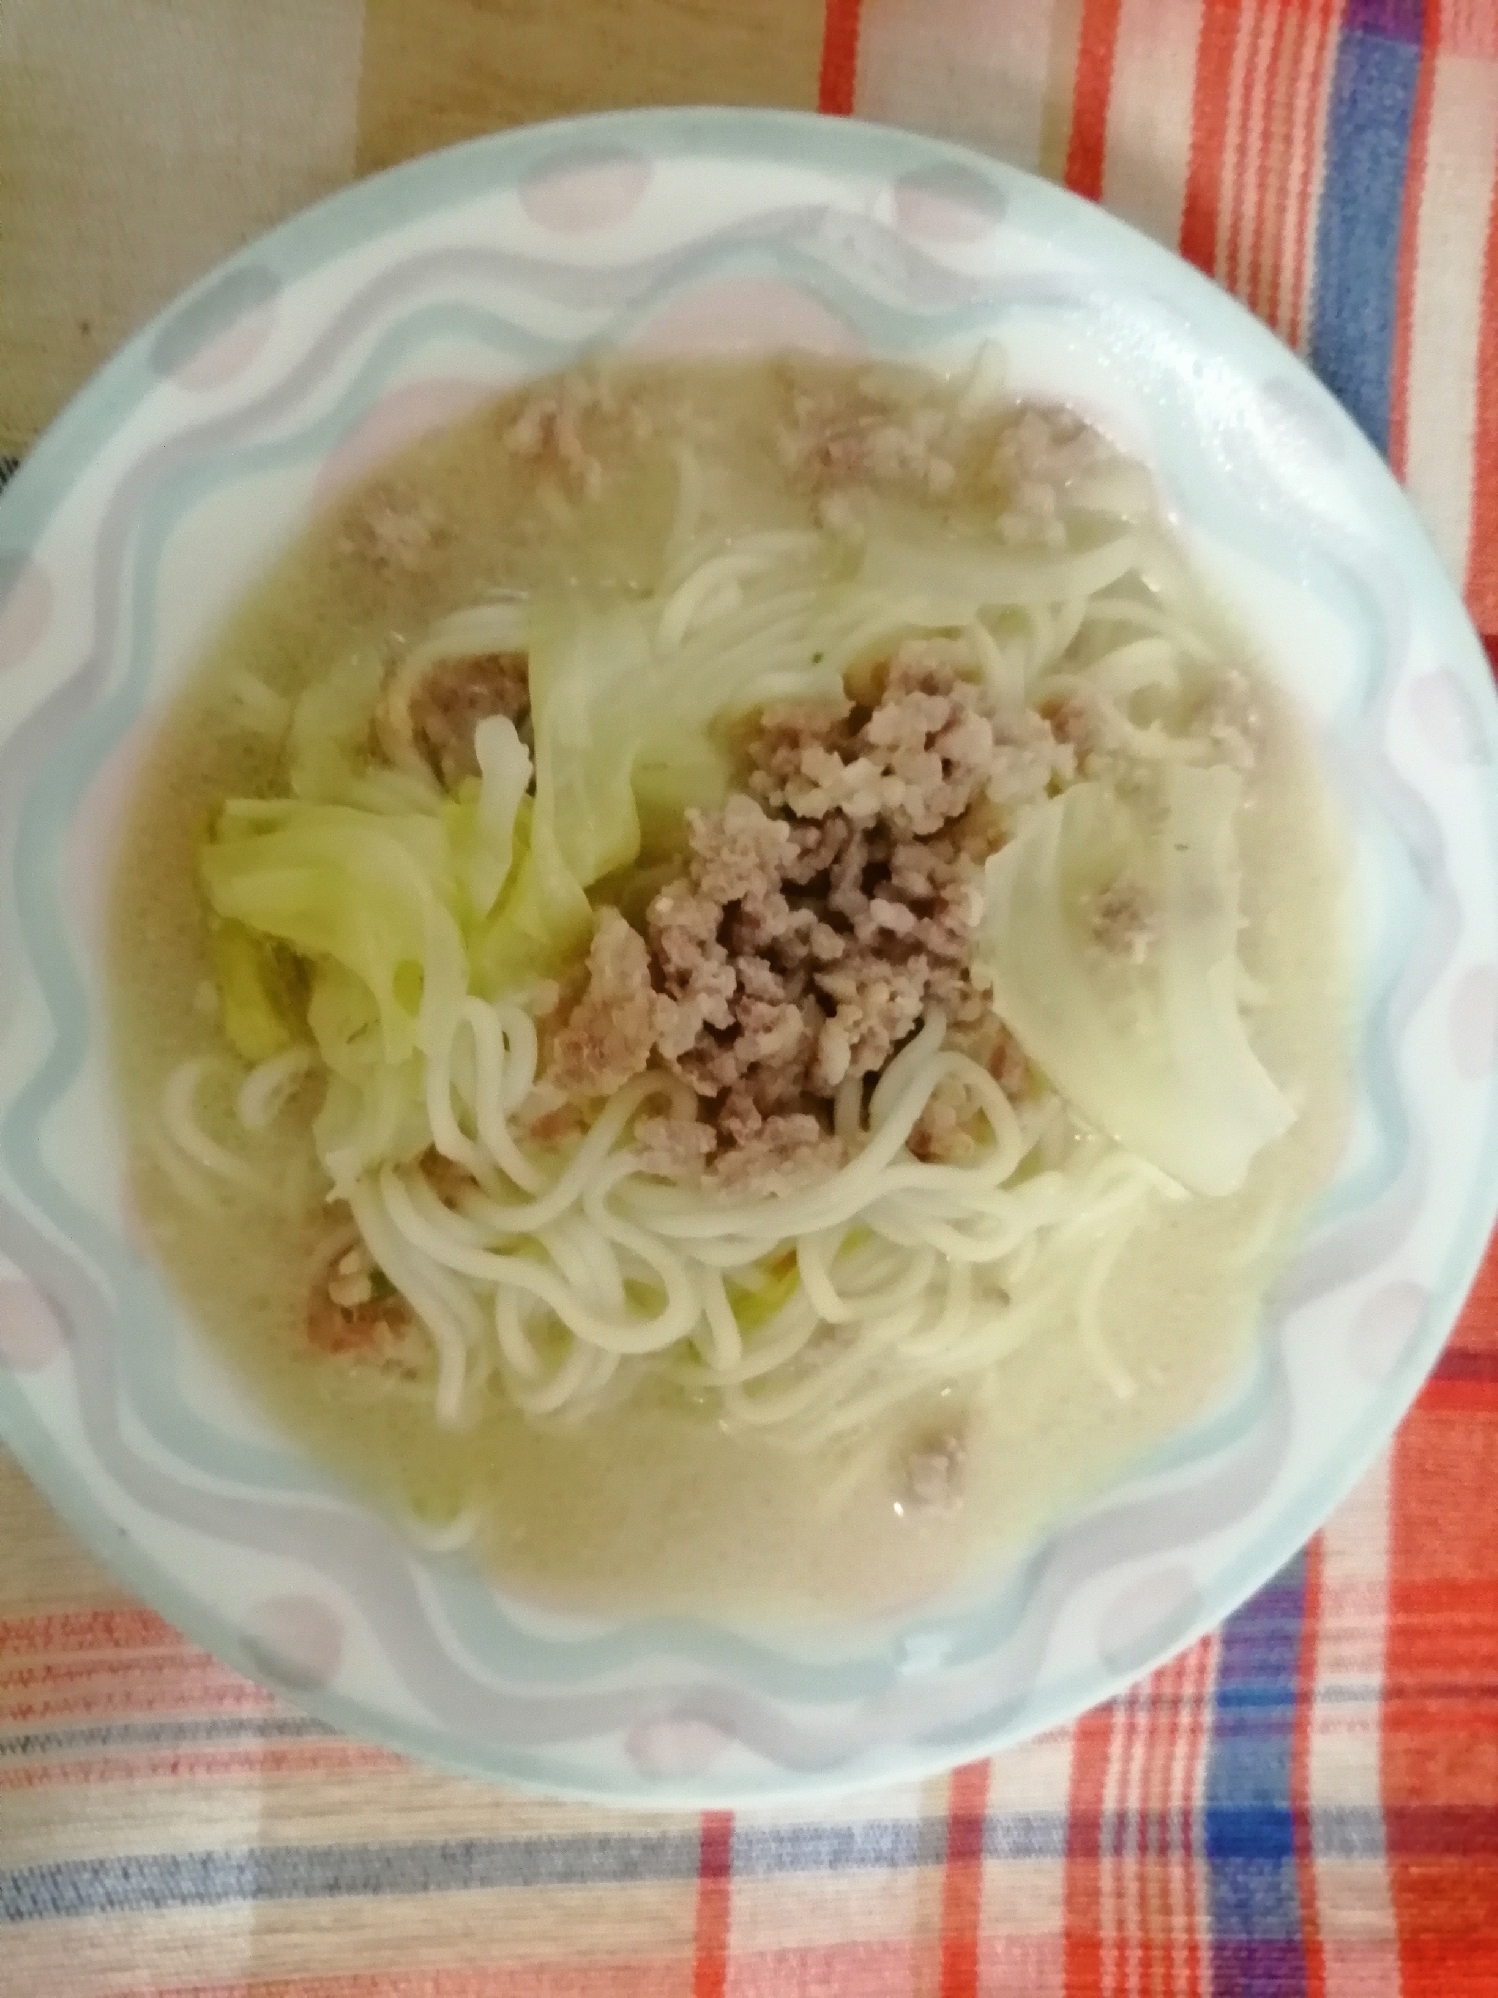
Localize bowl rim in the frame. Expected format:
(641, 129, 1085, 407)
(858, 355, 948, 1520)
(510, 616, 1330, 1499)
(1, 103, 1496, 1805)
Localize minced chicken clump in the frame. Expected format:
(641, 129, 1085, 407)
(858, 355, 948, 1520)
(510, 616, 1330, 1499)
(539, 636, 1075, 1194)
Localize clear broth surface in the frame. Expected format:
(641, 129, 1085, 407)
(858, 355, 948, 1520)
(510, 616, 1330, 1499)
(106, 359, 1350, 1620)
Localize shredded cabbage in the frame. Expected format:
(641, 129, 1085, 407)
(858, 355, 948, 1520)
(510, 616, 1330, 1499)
(975, 763, 1294, 1196)
(199, 714, 535, 1186)
(451, 715, 532, 919)
(210, 920, 301, 1063)
(201, 803, 469, 1064)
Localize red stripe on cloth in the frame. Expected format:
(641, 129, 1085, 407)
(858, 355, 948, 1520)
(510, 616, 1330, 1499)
(1291, 1532, 1327, 1998)
(1248, 0, 1306, 328)
(1383, 1240, 1498, 1985)
(1387, 7, 1438, 481)
(1223, 0, 1272, 298)
(1109, 1687, 1143, 1997)
(1179, 1638, 1213, 1998)
(1062, 1702, 1113, 1996)
(692, 1810, 734, 1998)
(0, 1606, 185, 1655)
(818, 0, 863, 116)
(1178, 1651, 1203, 1996)
(1180, 0, 1241, 274)
(938, 1758, 991, 1997)
(1133, 1660, 1175, 1996)
(1063, 0, 1125, 200)
(0, 1742, 390, 1791)
(1465, 148, 1498, 626)
(1484, 634, 1498, 678)
(1132, 1683, 1156, 1996)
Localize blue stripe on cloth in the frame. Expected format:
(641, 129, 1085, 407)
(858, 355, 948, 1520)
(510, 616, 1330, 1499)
(731, 1817, 950, 1873)
(2, 1835, 705, 1919)
(1204, 1554, 1310, 1994)
(0, 1809, 1403, 1919)
(1309, 13, 1425, 452)
(0, 1716, 330, 1758)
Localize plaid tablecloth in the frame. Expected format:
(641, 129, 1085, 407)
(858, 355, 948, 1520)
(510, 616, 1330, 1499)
(2, 2, 1496, 1991)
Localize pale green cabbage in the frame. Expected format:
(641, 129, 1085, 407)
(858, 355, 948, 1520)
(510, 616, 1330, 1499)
(975, 763, 1294, 1196)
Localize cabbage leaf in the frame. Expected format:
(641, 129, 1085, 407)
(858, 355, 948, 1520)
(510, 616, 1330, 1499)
(209, 920, 302, 1063)
(200, 802, 468, 1068)
(975, 764, 1293, 1196)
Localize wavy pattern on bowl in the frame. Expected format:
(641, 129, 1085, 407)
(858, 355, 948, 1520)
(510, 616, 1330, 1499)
(0, 111, 1494, 1803)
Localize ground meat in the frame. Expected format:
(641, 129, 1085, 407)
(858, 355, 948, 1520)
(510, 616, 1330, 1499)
(896, 1426, 967, 1514)
(339, 483, 446, 575)
(407, 651, 530, 786)
(748, 642, 996, 839)
(908, 1010, 1032, 1161)
(648, 793, 973, 1120)
(1191, 668, 1261, 771)
(1040, 692, 1095, 754)
(546, 908, 662, 1099)
(812, 947, 930, 1090)
(523, 1101, 590, 1149)
(779, 381, 957, 499)
(948, 1010, 1029, 1098)
(987, 706, 1076, 822)
(708, 1110, 843, 1195)
(649, 874, 740, 1065)
(503, 380, 605, 500)
(990, 405, 1099, 550)
(1090, 878, 1157, 962)
(1036, 686, 1161, 796)
(421, 1151, 480, 1206)
(633, 1114, 717, 1178)
(908, 1074, 982, 1163)
(306, 1230, 412, 1356)
(633, 651, 1010, 1190)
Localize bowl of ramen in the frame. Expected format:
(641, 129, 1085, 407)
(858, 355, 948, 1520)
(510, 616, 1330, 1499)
(1, 109, 1495, 1804)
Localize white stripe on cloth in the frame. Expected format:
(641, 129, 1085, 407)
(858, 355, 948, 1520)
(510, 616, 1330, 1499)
(1309, 1450, 1401, 1998)
(1101, 0, 1202, 251)
(1402, 50, 1498, 587)
(852, 0, 1057, 172)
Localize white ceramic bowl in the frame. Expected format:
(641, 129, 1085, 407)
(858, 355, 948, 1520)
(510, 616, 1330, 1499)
(1, 109, 1495, 1804)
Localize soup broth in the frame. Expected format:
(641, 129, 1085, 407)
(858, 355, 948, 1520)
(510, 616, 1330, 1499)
(107, 357, 1349, 1619)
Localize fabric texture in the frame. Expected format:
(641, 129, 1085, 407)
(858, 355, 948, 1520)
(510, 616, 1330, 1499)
(2, 2, 1496, 1992)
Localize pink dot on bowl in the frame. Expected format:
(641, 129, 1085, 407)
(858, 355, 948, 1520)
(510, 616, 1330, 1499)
(314, 379, 489, 511)
(244, 1593, 344, 1691)
(626, 1714, 731, 1779)
(173, 303, 277, 392)
(149, 265, 281, 389)
(0, 1280, 67, 1371)
(1410, 670, 1492, 765)
(893, 164, 1007, 243)
(630, 277, 864, 360)
(0, 554, 54, 674)
(520, 147, 653, 232)
(1097, 1564, 1200, 1674)
(1349, 1280, 1429, 1383)
(1451, 963, 1498, 1079)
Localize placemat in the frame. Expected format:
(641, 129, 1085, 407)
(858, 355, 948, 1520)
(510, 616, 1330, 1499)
(2, 2, 1496, 1991)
